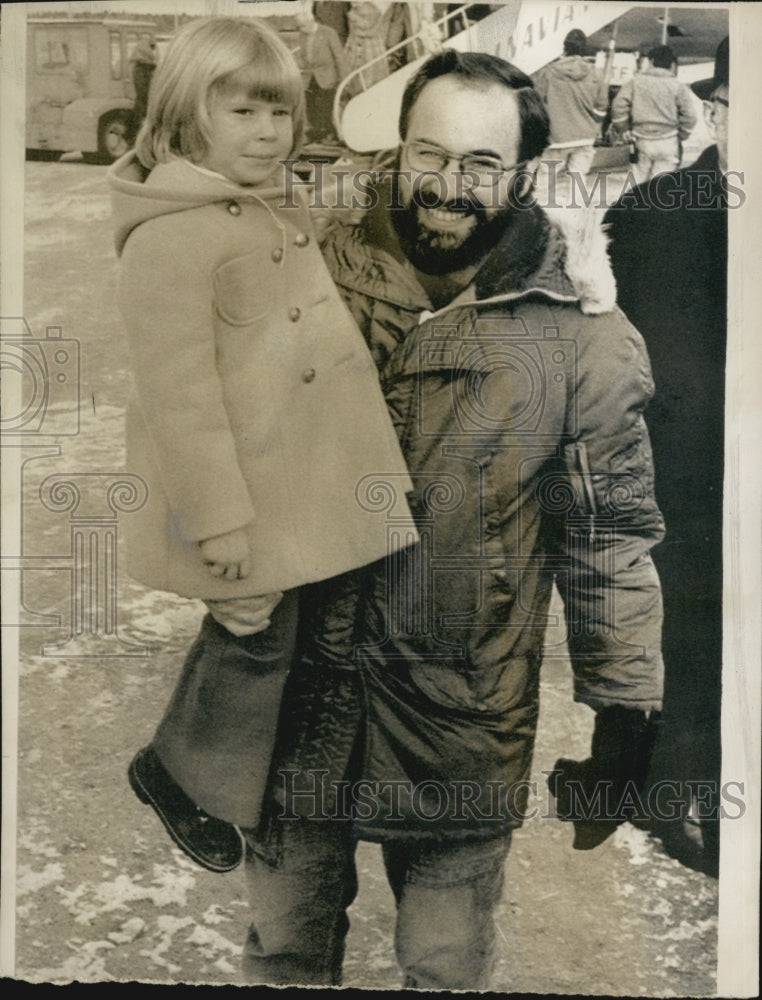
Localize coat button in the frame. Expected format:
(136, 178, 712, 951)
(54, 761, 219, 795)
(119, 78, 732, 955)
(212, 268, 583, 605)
(271, 247, 284, 263)
(289, 307, 301, 322)
(294, 232, 310, 247)
(227, 201, 241, 216)
(302, 368, 316, 383)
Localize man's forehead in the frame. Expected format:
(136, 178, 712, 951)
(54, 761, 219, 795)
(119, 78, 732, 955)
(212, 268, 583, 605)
(408, 76, 519, 118)
(405, 76, 521, 147)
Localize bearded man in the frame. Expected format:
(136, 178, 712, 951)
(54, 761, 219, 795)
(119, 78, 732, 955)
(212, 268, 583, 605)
(241, 49, 665, 990)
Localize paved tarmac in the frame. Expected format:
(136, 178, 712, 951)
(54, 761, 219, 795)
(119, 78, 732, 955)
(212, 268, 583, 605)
(8, 160, 719, 992)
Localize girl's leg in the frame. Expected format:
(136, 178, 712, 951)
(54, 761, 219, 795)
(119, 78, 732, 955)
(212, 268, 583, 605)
(151, 590, 299, 827)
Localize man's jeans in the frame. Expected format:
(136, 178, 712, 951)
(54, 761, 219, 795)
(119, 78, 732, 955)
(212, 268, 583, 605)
(241, 820, 511, 989)
(633, 135, 681, 184)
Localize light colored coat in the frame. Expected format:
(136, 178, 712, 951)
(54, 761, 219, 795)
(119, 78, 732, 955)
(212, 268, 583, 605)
(610, 67, 697, 141)
(109, 153, 416, 599)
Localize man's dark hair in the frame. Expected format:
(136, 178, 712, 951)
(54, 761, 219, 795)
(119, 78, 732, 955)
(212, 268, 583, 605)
(563, 29, 587, 56)
(398, 49, 550, 163)
(648, 45, 677, 69)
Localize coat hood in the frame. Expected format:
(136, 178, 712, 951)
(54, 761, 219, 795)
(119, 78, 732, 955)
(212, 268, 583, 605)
(108, 151, 290, 257)
(321, 177, 616, 319)
(545, 54, 596, 82)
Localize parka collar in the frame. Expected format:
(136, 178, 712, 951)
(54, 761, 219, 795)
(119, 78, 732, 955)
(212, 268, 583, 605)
(346, 177, 585, 320)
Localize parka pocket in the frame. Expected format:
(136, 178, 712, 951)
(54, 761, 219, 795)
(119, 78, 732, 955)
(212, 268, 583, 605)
(213, 252, 276, 326)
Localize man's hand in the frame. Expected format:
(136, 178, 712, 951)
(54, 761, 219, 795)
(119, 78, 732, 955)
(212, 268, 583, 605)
(205, 593, 283, 636)
(199, 528, 251, 581)
(547, 706, 657, 850)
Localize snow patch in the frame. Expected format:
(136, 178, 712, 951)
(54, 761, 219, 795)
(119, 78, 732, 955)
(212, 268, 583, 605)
(612, 823, 652, 865)
(17, 862, 65, 897)
(186, 923, 242, 958)
(57, 865, 196, 924)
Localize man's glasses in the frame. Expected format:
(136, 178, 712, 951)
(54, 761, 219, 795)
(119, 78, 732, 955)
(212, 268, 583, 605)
(402, 140, 526, 183)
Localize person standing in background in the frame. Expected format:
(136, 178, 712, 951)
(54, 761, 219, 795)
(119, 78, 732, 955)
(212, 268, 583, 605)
(130, 33, 158, 122)
(605, 37, 730, 878)
(342, 0, 396, 96)
(294, 3, 348, 143)
(533, 28, 609, 181)
(609, 44, 697, 184)
(314, 0, 350, 43)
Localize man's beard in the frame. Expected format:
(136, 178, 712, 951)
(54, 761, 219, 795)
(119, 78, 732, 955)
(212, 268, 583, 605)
(390, 175, 520, 275)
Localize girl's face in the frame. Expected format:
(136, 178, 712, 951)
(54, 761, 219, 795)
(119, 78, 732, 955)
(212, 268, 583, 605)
(195, 86, 294, 187)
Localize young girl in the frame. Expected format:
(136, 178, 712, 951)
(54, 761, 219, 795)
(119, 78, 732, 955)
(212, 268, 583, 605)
(108, 16, 415, 872)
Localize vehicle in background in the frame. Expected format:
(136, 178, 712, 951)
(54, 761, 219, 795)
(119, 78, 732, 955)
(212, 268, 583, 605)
(26, 17, 158, 163)
(153, 34, 174, 63)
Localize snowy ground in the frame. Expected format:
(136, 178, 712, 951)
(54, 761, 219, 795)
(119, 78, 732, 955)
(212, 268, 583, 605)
(6, 160, 718, 991)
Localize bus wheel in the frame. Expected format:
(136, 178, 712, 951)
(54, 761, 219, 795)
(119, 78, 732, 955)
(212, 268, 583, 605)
(95, 110, 136, 164)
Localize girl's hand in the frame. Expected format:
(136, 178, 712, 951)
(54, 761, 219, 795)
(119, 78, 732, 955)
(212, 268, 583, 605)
(199, 529, 251, 581)
(205, 593, 283, 636)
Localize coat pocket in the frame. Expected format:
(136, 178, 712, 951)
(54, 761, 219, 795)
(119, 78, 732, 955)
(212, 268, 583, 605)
(213, 252, 276, 326)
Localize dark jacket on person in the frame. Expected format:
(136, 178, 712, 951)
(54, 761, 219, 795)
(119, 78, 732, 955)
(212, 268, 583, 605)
(604, 143, 727, 794)
(267, 183, 665, 841)
(604, 143, 726, 540)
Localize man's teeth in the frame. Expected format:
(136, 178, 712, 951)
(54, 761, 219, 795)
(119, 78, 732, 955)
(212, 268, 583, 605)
(428, 208, 467, 222)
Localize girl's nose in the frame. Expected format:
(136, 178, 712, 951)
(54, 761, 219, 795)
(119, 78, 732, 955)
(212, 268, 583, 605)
(254, 110, 278, 140)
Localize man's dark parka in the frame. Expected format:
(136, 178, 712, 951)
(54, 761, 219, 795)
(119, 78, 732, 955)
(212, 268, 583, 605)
(269, 185, 665, 841)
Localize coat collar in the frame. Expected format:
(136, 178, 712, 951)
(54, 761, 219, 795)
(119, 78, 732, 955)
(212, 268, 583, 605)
(324, 175, 616, 323)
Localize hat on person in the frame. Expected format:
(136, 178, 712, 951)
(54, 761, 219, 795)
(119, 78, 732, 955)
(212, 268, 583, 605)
(690, 36, 729, 100)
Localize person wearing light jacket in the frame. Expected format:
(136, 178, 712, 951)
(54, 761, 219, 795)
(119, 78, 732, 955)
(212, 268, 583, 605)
(533, 28, 609, 179)
(610, 44, 697, 183)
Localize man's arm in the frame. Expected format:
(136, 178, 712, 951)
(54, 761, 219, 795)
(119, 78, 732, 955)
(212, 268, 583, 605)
(590, 67, 610, 119)
(326, 24, 350, 81)
(676, 80, 698, 140)
(609, 79, 633, 137)
(547, 310, 664, 848)
(557, 311, 664, 712)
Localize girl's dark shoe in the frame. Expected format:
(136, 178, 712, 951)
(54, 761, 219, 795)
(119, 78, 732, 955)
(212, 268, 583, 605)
(128, 745, 243, 873)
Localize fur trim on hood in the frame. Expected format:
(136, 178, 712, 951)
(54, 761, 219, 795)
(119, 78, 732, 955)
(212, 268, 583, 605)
(316, 173, 617, 318)
(546, 205, 617, 315)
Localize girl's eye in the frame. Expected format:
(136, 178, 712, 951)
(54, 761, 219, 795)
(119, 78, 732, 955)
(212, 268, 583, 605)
(272, 107, 292, 118)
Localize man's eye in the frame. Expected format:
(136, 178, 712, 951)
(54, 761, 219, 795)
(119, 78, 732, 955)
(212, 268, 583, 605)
(467, 158, 504, 173)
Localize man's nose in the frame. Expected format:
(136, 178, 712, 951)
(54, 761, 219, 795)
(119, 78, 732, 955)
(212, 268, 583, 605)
(438, 158, 464, 203)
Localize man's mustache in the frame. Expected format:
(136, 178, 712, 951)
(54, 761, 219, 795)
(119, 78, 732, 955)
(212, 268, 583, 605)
(411, 191, 486, 215)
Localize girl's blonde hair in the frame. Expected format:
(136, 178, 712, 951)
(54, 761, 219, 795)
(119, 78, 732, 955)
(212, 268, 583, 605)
(135, 17, 305, 169)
